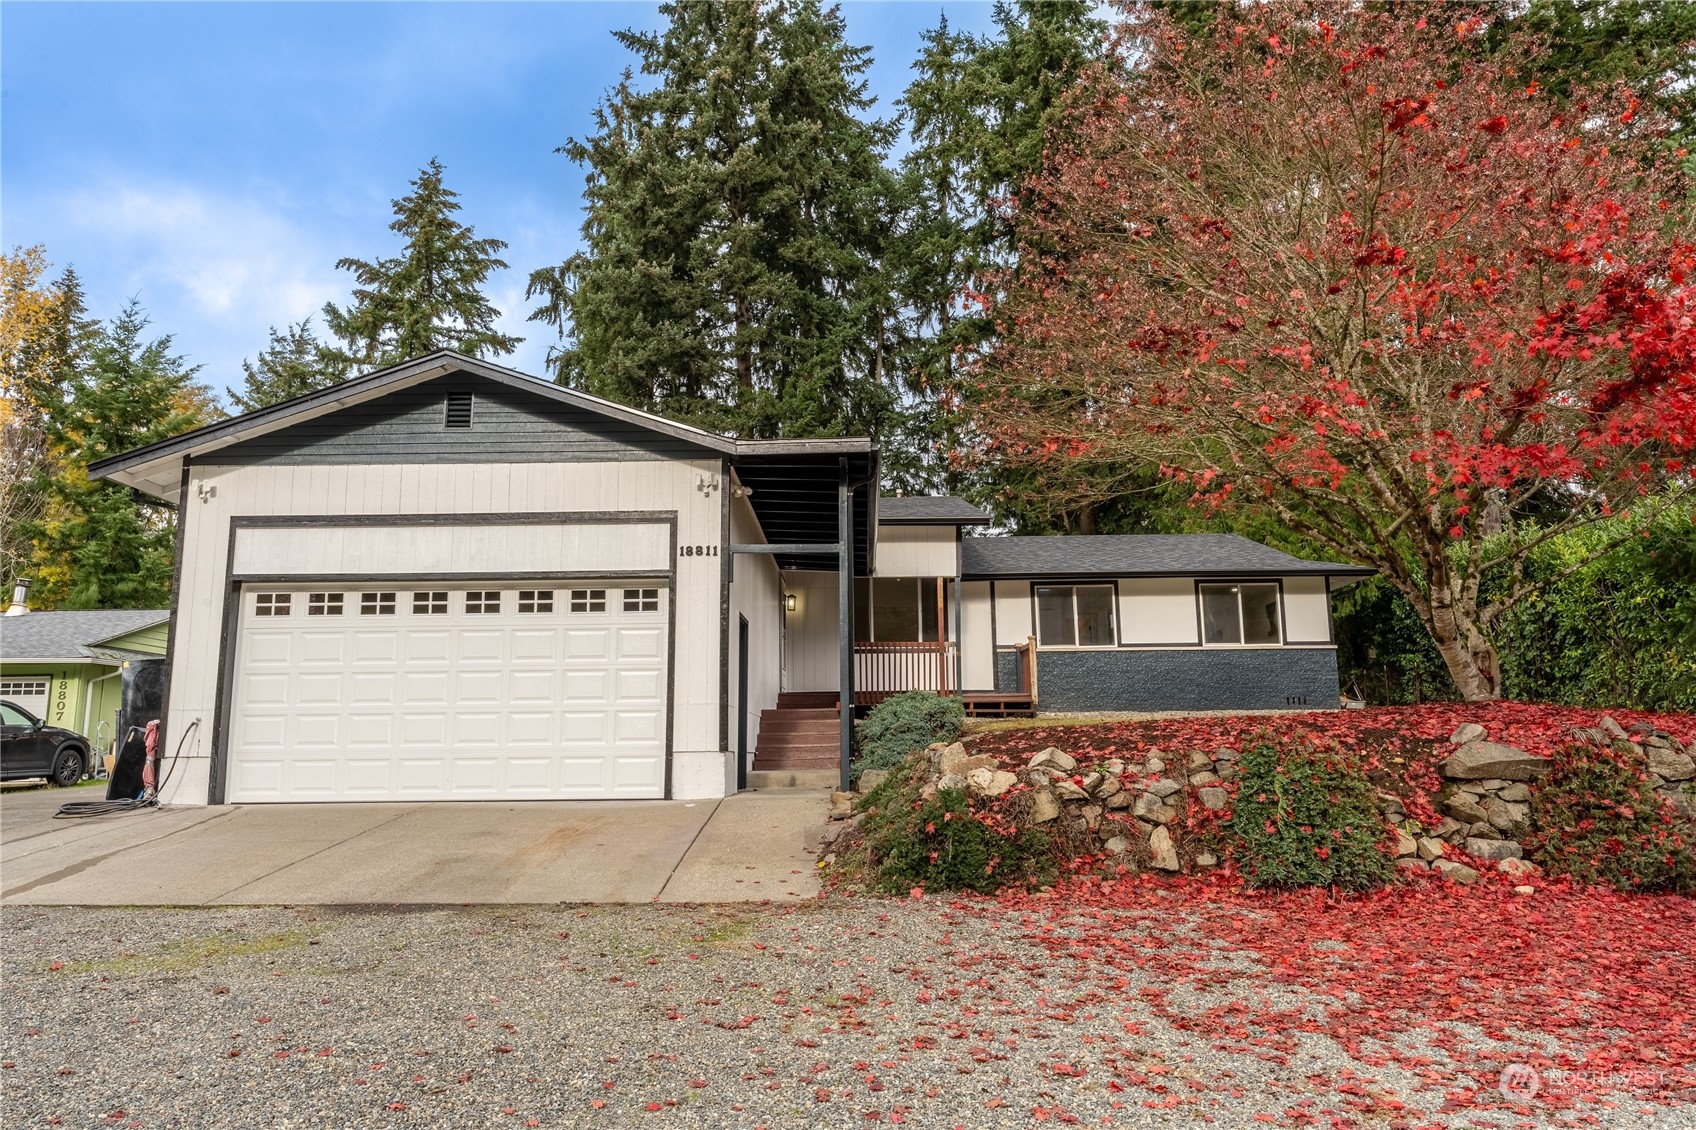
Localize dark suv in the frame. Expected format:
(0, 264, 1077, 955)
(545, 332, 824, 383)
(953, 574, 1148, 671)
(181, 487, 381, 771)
(0, 699, 89, 786)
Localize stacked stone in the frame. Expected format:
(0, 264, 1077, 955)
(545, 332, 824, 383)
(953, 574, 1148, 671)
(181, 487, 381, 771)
(916, 742, 1244, 875)
(1570, 716, 1696, 820)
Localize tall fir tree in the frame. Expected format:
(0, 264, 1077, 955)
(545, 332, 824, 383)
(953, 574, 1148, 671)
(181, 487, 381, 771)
(886, 0, 1111, 514)
(323, 159, 520, 372)
(24, 300, 220, 608)
(232, 319, 347, 412)
(528, 0, 900, 441)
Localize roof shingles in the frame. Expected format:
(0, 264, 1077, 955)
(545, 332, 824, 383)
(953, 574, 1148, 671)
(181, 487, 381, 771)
(1, 610, 171, 662)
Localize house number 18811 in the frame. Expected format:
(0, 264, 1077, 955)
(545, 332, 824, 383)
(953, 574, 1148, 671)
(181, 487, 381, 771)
(679, 544, 719, 557)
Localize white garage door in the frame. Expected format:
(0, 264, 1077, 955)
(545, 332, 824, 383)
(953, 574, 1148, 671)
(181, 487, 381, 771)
(0, 678, 51, 722)
(227, 582, 668, 802)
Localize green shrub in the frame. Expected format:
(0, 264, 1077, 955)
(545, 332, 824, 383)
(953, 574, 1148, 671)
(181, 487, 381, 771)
(1525, 747, 1696, 894)
(853, 691, 965, 773)
(859, 784, 1055, 895)
(1224, 736, 1396, 891)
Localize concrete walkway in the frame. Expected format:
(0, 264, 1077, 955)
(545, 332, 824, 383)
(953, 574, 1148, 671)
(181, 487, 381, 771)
(0, 786, 829, 905)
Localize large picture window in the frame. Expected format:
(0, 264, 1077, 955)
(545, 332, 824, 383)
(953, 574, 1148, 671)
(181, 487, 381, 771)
(1034, 584, 1116, 647)
(1199, 582, 1282, 645)
(851, 578, 945, 642)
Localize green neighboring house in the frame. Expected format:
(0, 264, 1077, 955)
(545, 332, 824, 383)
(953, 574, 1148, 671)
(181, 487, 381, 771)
(0, 609, 170, 750)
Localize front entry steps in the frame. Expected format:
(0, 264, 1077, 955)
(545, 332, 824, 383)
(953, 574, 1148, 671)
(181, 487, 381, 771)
(754, 696, 844, 785)
(747, 768, 838, 790)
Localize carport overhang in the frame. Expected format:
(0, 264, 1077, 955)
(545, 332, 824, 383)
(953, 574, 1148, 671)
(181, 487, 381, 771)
(729, 444, 879, 793)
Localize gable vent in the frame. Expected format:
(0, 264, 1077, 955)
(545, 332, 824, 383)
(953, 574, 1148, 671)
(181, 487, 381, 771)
(444, 391, 473, 429)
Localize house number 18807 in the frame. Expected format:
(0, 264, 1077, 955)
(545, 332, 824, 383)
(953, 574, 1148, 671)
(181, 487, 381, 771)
(679, 544, 719, 557)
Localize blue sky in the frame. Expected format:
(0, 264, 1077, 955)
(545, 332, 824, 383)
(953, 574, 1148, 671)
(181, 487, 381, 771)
(2, 1, 1002, 397)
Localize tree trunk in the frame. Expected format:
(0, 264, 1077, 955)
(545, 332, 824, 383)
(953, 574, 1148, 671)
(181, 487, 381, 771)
(1423, 583, 1502, 701)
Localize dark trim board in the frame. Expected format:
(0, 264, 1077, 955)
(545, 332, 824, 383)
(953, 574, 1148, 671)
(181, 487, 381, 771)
(207, 509, 682, 805)
(230, 570, 673, 585)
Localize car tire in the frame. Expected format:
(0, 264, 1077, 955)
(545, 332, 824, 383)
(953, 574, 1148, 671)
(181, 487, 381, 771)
(50, 747, 85, 788)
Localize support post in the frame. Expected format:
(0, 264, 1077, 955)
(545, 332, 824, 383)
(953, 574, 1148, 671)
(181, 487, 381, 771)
(838, 459, 854, 793)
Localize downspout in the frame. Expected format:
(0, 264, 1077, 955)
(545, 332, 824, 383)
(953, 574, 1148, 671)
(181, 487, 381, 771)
(82, 667, 122, 740)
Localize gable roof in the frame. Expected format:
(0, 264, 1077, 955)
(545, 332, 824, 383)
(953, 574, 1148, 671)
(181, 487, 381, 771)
(877, 496, 991, 525)
(959, 534, 1375, 580)
(89, 351, 873, 500)
(1, 609, 171, 663)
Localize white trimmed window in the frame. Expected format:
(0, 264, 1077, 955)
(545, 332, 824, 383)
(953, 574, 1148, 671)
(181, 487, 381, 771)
(1199, 582, 1282, 645)
(360, 592, 397, 616)
(570, 589, 607, 613)
(466, 591, 502, 614)
(254, 592, 292, 616)
(622, 588, 659, 613)
(307, 592, 344, 616)
(518, 590, 554, 613)
(1034, 584, 1116, 647)
(412, 591, 448, 615)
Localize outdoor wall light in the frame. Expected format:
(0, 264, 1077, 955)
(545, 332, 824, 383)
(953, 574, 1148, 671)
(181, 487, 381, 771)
(785, 593, 798, 612)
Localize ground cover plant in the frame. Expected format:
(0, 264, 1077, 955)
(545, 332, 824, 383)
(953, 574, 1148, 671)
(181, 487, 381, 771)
(852, 690, 965, 774)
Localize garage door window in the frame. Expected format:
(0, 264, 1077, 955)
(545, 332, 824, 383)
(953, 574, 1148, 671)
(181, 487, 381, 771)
(570, 589, 607, 613)
(360, 592, 397, 615)
(307, 592, 344, 616)
(518, 590, 554, 613)
(254, 592, 291, 616)
(623, 588, 659, 612)
(413, 591, 448, 614)
(466, 590, 502, 614)
(1, 679, 48, 704)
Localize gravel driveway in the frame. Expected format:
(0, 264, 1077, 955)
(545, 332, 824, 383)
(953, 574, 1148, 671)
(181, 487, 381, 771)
(3, 898, 1687, 1129)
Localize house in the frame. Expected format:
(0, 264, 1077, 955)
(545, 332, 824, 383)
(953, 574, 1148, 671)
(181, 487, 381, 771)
(0, 594, 170, 750)
(89, 351, 1372, 807)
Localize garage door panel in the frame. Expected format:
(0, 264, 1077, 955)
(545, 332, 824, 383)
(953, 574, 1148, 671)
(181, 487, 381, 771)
(242, 673, 291, 707)
(562, 712, 606, 743)
(299, 633, 347, 663)
(509, 670, 556, 703)
(455, 630, 506, 662)
(456, 670, 504, 704)
(245, 633, 295, 665)
(350, 672, 396, 704)
(565, 630, 611, 659)
(512, 630, 560, 661)
(346, 714, 394, 747)
(617, 627, 663, 659)
(402, 671, 449, 704)
(504, 758, 555, 793)
(294, 714, 342, 748)
(296, 674, 344, 705)
(289, 760, 338, 796)
(229, 580, 668, 803)
(402, 630, 450, 662)
(344, 760, 392, 794)
(351, 632, 398, 663)
(507, 712, 556, 744)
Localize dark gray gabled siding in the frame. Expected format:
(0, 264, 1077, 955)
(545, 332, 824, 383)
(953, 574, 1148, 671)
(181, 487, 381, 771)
(1019, 647, 1340, 712)
(198, 374, 716, 465)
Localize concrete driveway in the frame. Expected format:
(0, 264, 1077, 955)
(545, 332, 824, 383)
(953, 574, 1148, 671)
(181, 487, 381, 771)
(0, 786, 829, 905)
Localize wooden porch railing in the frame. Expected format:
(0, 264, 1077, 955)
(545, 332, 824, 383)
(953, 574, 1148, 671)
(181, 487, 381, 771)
(853, 641, 956, 706)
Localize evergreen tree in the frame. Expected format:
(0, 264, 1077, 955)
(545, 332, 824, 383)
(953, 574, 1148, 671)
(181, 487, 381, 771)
(232, 319, 347, 412)
(323, 159, 519, 372)
(887, 0, 1109, 512)
(25, 300, 220, 608)
(529, 0, 900, 440)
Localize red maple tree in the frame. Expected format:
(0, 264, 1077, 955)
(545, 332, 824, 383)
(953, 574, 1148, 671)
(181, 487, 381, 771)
(969, 5, 1696, 699)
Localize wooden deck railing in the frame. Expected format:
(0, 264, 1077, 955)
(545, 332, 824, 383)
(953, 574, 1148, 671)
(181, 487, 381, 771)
(853, 641, 956, 706)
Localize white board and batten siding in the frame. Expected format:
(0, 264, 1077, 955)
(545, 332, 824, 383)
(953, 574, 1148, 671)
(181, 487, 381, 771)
(728, 490, 782, 776)
(162, 459, 730, 806)
(873, 525, 958, 578)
